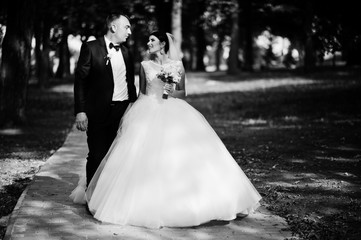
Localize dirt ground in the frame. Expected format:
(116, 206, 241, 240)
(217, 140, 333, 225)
(1, 68, 360, 240)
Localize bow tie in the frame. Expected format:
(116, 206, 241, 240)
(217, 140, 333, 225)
(109, 42, 121, 51)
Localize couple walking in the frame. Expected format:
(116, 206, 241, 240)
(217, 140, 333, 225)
(70, 11, 261, 228)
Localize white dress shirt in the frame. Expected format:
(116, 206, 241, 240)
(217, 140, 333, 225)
(104, 36, 128, 101)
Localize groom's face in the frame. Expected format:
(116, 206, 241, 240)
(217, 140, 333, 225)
(112, 16, 132, 44)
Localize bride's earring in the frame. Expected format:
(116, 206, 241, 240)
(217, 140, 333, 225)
(160, 48, 165, 55)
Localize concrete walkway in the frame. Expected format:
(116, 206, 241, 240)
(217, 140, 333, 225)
(4, 125, 294, 240)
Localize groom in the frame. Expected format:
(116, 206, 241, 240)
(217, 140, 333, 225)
(74, 12, 137, 186)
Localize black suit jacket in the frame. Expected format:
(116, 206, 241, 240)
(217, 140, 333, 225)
(74, 37, 137, 123)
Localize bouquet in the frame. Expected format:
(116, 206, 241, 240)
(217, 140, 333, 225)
(156, 65, 182, 99)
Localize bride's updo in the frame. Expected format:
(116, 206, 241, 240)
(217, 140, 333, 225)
(149, 31, 169, 53)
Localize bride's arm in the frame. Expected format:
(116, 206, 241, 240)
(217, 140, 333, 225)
(169, 63, 186, 99)
(139, 63, 146, 95)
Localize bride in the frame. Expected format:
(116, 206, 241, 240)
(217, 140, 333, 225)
(70, 31, 262, 228)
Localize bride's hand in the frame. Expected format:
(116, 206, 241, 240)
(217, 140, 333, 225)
(164, 83, 175, 94)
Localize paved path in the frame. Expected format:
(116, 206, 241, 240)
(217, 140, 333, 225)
(4, 125, 294, 240)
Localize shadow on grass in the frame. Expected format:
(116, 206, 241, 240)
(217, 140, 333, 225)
(195, 65, 361, 82)
(185, 77, 361, 239)
(0, 84, 75, 240)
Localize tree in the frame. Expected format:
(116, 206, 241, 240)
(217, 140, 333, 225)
(194, 0, 206, 71)
(151, 0, 172, 32)
(0, 0, 36, 126)
(181, 0, 207, 70)
(302, 1, 316, 72)
(34, 0, 53, 88)
(55, 22, 71, 79)
(241, 0, 254, 71)
(54, 1, 74, 79)
(130, 0, 158, 68)
(227, 0, 240, 74)
(313, 0, 361, 66)
(171, 0, 182, 54)
(201, 0, 234, 72)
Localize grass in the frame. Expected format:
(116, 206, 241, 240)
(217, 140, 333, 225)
(0, 81, 74, 239)
(186, 67, 361, 239)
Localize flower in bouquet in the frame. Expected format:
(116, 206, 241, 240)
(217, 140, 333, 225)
(156, 65, 182, 99)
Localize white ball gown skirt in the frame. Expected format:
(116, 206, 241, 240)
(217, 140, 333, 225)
(70, 94, 262, 228)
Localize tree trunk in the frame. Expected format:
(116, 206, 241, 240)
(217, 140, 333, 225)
(0, 0, 35, 127)
(304, 34, 316, 72)
(227, 2, 240, 75)
(195, 26, 206, 71)
(34, 19, 42, 82)
(153, 0, 172, 32)
(40, 22, 52, 85)
(195, 0, 206, 71)
(303, 1, 316, 73)
(55, 29, 71, 79)
(34, 14, 51, 89)
(215, 34, 225, 71)
(344, 38, 361, 66)
(171, 0, 182, 55)
(242, 0, 253, 71)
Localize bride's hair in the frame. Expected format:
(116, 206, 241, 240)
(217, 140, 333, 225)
(149, 31, 181, 61)
(149, 31, 169, 53)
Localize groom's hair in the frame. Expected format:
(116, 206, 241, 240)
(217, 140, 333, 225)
(105, 11, 130, 31)
(149, 31, 169, 53)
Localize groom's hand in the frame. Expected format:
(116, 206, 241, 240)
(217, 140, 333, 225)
(75, 112, 88, 131)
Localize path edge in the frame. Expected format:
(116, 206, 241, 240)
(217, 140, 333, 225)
(3, 186, 29, 240)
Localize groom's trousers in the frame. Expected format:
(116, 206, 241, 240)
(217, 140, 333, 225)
(86, 100, 129, 186)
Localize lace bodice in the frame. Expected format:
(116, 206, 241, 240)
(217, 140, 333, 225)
(141, 60, 183, 99)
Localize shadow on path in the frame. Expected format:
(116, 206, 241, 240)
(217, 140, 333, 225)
(4, 126, 293, 240)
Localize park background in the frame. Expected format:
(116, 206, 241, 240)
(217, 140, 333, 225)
(0, 0, 360, 239)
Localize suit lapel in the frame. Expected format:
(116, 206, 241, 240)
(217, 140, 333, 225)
(98, 37, 113, 80)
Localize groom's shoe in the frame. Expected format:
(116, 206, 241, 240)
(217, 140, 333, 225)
(85, 203, 93, 216)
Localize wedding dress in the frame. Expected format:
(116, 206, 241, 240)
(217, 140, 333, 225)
(70, 59, 262, 228)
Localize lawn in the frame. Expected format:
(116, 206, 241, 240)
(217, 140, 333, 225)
(1, 67, 360, 240)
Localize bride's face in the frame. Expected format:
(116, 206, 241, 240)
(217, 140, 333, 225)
(147, 36, 165, 54)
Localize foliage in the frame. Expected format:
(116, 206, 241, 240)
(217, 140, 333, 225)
(1, 0, 361, 126)
(202, 0, 235, 38)
(262, 0, 361, 59)
(2, 0, 360, 69)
